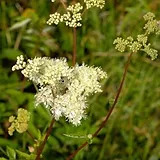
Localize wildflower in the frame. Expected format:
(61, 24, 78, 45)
(47, 0, 106, 27)
(137, 34, 148, 45)
(12, 56, 107, 126)
(47, 12, 63, 25)
(144, 19, 159, 34)
(113, 37, 129, 52)
(143, 12, 155, 21)
(143, 12, 160, 34)
(128, 41, 142, 53)
(142, 44, 158, 60)
(8, 108, 30, 136)
(47, 3, 83, 27)
(113, 12, 159, 60)
(84, 0, 105, 9)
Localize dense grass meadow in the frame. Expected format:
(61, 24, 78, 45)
(0, 0, 160, 159)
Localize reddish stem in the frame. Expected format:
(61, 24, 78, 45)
(66, 52, 134, 160)
(35, 118, 55, 160)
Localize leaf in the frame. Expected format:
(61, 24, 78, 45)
(16, 150, 36, 160)
(6, 147, 16, 160)
(16, 150, 30, 159)
(9, 18, 31, 31)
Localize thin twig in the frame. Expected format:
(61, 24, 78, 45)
(66, 142, 88, 160)
(35, 118, 55, 160)
(66, 52, 134, 160)
(72, 27, 77, 66)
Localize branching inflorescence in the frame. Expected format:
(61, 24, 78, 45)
(114, 12, 160, 60)
(12, 56, 107, 126)
(47, 0, 105, 27)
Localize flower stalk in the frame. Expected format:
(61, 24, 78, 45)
(35, 118, 55, 160)
(66, 52, 134, 160)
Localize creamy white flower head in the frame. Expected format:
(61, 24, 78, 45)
(72, 64, 107, 96)
(12, 56, 107, 126)
(35, 86, 54, 108)
(50, 92, 86, 125)
(84, 0, 105, 9)
(21, 57, 73, 86)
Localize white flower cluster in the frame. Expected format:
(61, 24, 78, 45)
(12, 56, 107, 126)
(47, 3, 83, 27)
(47, 12, 63, 25)
(84, 0, 105, 9)
(12, 55, 26, 71)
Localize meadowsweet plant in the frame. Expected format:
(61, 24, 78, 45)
(8, 0, 160, 158)
(8, 0, 107, 159)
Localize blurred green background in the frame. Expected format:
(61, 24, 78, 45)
(0, 0, 160, 159)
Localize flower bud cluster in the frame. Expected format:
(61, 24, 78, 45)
(12, 56, 107, 125)
(113, 37, 129, 52)
(8, 108, 30, 136)
(47, 3, 83, 27)
(143, 12, 160, 34)
(84, 0, 105, 9)
(113, 12, 159, 60)
(47, 12, 63, 25)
